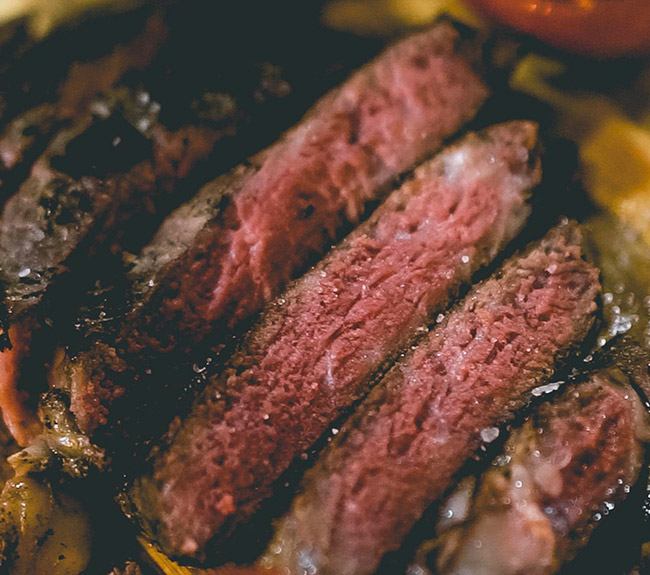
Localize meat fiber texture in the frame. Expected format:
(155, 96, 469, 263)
(129, 120, 541, 560)
(56, 21, 489, 438)
(426, 353, 650, 575)
(262, 222, 601, 575)
(3, 0, 375, 446)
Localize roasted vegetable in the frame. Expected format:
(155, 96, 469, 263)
(323, 0, 481, 35)
(511, 54, 650, 249)
(0, 475, 92, 575)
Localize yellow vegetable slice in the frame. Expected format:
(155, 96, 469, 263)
(323, 0, 482, 35)
(140, 537, 274, 575)
(0, 0, 141, 39)
(511, 54, 650, 245)
(582, 118, 650, 246)
(140, 539, 195, 575)
(0, 476, 92, 575)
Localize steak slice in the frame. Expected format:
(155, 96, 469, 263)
(1, 8, 376, 446)
(0, 90, 222, 445)
(128, 120, 540, 560)
(0, 92, 192, 445)
(261, 222, 600, 575)
(419, 347, 650, 575)
(53, 21, 490, 440)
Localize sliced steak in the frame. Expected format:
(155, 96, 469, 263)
(261, 222, 600, 575)
(1, 9, 378, 445)
(52, 22, 490, 441)
(419, 349, 650, 575)
(128, 120, 540, 560)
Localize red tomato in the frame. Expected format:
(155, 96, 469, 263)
(465, 0, 650, 58)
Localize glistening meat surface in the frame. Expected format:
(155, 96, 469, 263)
(3, 8, 369, 445)
(130, 120, 540, 560)
(262, 222, 600, 575)
(54, 21, 489, 438)
(423, 354, 650, 575)
(3, 0, 384, 447)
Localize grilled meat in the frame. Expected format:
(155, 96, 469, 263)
(0, 91, 217, 445)
(418, 346, 650, 575)
(49, 21, 490, 443)
(128, 120, 539, 560)
(262, 222, 600, 575)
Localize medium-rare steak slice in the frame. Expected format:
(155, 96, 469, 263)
(1, 8, 378, 445)
(128, 120, 540, 560)
(261, 222, 600, 575)
(53, 21, 490, 440)
(417, 347, 650, 575)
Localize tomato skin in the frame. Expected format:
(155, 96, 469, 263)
(465, 0, 650, 58)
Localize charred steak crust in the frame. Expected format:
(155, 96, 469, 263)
(53, 21, 490, 439)
(0, 13, 167, 184)
(0, 89, 218, 445)
(426, 349, 650, 575)
(1, 2, 384, 446)
(261, 222, 600, 575)
(127, 120, 541, 560)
